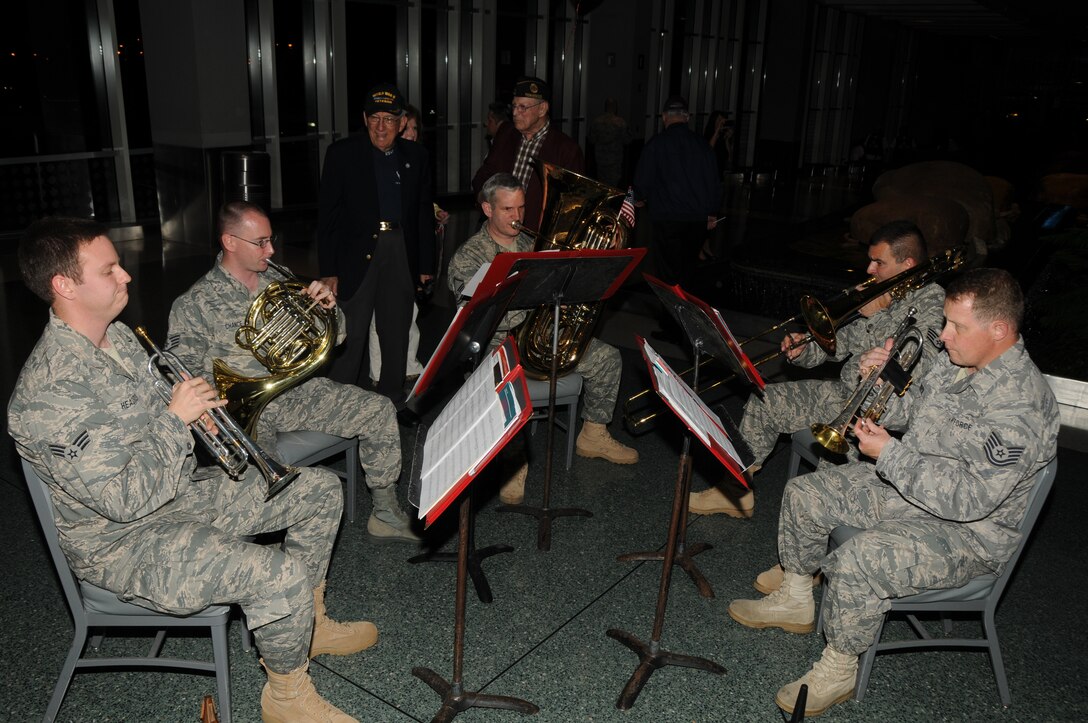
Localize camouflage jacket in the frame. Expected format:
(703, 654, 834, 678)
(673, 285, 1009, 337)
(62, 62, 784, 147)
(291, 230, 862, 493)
(447, 223, 534, 334)
(7, 313, 221, 586)
(168, 254, 346, 379)
(877, 338, 1060, 568)
(793, 281, 946, 388)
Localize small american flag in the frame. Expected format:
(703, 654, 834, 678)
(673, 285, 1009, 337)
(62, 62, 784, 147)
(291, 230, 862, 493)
(619, 186, 636, 228)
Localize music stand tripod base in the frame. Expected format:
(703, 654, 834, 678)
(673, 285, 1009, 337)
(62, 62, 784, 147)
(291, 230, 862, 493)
(412, 667, 539, 723)
(616, 539, 715, 599)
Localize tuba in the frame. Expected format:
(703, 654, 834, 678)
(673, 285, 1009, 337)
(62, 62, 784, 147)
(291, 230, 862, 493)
(213, 260, 338, 436)
(514, 163, 631, 379)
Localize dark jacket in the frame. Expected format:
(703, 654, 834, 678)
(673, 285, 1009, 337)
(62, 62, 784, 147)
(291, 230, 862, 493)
(318, 135, 436, 300)
(633, 122, 719, 222)
(471, 121, 585, 232)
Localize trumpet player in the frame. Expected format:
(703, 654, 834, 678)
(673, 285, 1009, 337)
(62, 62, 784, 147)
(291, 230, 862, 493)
(726, 268, 1058, 717)
(9, 217, 368, 722)
(168, 202, 419, 544)
(689, 221, 945, 526)
(447, 173, 638, 504)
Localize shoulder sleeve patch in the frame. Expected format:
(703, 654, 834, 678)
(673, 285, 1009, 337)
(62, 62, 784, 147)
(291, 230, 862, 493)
(984, 431, 1024, 467)
(49, 430, 90, 462)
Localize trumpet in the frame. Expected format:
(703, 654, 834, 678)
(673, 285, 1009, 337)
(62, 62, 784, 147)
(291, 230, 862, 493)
(810, 308, 924, 454)
(135, 326, 301, 501)
(622, 246, 966, 434)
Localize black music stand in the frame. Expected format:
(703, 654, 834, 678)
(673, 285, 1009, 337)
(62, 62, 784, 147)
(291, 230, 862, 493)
(616, 275, 761, 598)
(606, 337, 752, 711)
(489, 248, 646, 551)
(405, 275, 522, 603)
(408, 345, 538, 722)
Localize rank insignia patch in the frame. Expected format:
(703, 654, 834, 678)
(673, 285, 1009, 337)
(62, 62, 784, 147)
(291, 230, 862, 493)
(984, 432, 1023, 467)
(50, 430, 90, 462)
(926, 327, 944, 349)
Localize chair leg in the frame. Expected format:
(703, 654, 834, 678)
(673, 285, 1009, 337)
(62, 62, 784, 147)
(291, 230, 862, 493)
(565, 404, 577, 471)
(211, 621, 232, 723)
(787, 447, 802, 479)
(45, 621, 88, 723)
(346, 445, 359, 524)
(983, 608, 1012, 706)
(854, 617, 885, 702)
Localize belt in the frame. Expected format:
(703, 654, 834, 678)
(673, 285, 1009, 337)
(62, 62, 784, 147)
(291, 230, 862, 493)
(378, 221, 401, 231)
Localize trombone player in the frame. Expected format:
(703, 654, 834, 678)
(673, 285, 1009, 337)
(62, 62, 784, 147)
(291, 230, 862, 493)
(689, 221, 946, 529)
(9, 217, 371, 721)
(168, 202, 419, 544)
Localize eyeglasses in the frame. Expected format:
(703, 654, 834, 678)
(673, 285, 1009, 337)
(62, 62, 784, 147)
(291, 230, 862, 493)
(511, 101, 543, 114)
(367, 114, 401, 127)
(228, 232, 277, 249)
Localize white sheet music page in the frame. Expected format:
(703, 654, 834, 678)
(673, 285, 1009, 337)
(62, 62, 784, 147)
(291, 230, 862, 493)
(640, 339, 744, 469)
(416, 345, 527, 521)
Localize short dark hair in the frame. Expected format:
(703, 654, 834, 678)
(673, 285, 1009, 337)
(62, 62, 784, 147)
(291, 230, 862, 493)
(869, 220, 928, 265)
(404, 104, 421, 124)
(19, 216, 109, 302)
(480, 172, 524, 206)
(217, 201, 268, 237)
(946, 268, 1024, 332)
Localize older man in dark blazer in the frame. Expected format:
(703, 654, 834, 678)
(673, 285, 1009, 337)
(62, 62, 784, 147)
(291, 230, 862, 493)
(318, 83, 435, 405)
(471, 77, 584, 232)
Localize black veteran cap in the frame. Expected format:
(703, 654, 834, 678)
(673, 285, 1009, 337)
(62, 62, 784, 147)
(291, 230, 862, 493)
(514, 77, 550, 103)
(663, 94, 688, 113)
(365, 83, 405, 115)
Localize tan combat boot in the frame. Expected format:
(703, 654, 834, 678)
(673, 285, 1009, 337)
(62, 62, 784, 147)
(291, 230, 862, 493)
(775, 646, 857, 717)
(260, 659, 357, 722)
(367, 486, 422, 543)
(310, 581, 378, 658)
(499, 459, 528, 505)
(687, 486, 755, 518)
(575, 422, 639, 464)
(753, 563, 824, 595)
(728, 570, 815, 634)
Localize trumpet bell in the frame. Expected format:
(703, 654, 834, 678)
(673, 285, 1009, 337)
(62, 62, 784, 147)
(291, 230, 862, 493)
(810, 422, 849, 455)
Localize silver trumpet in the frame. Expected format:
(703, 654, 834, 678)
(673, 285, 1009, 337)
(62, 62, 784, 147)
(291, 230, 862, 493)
(810, 308, 925, 454)
(134, 326, 301, 501)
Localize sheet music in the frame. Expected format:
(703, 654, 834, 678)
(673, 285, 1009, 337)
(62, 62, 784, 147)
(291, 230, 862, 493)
(640, 339, 744, 469)
(460, 261, 491, 299)
(416, 344, 528, 521)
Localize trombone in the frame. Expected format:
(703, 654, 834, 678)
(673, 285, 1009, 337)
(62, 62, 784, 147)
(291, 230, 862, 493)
(135, 326, 301, 501)
(622, 247, 965, 434)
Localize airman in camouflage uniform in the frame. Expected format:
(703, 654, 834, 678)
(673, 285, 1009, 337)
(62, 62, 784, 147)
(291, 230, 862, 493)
(690, 221, 947, 518)
(448, 174, 637, 501)
(8, 217, 370, 721)
(168, 201, 417, 543)
(727, 269, 1060, 717)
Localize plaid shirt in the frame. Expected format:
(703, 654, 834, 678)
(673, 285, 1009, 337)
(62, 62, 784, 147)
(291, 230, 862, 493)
(511, 121, 550, 187)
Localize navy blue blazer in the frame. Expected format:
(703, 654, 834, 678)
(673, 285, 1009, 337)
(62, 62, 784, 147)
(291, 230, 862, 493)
(317, 135, 436, 300)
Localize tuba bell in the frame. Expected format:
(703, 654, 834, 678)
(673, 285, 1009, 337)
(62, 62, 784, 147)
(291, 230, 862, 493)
(514, 163, 631, 379)
(213, 260, 338, 436)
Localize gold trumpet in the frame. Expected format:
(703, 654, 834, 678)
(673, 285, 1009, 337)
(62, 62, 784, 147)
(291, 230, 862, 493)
(622, 247, 966, 434)
(135, 327, 300, 500)
(811, 308, 924, 454)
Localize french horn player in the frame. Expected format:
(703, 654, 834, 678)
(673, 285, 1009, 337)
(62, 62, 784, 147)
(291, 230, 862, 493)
(446, 172, 639, 506)
(689, 221, 950, 532)
(167, 201, 420, 545)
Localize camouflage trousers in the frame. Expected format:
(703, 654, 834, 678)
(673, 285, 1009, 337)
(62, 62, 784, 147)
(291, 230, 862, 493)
(114, 467, 343, 672)
(739, 378, 853, 467)
(778, 463, 992, 655)
(575, 338, 623, 424)
(257, 376, 402, 490)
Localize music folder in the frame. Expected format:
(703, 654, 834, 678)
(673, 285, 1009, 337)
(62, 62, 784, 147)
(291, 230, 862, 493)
(409, 338, 532, 527)
(637, 336, 753, 488)
(644, 274, 765, 392)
